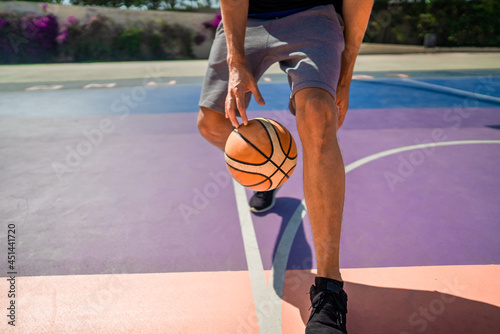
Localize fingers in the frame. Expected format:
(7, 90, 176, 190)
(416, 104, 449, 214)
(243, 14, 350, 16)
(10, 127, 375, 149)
(251, 82, 265, 106)
(235, 90, 248, 126)
(336, 101, 348, 130)
(225, 89, 247, 128)
(225, 94, 239, 128)
(225, 66, 265, 128)
(225, 91, 248, 128)
(226, 85, 263, 128)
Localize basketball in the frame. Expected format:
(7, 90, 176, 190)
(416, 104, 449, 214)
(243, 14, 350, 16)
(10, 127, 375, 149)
(224, 118, 297, 191)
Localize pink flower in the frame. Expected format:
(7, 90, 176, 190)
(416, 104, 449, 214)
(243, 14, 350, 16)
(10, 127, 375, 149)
(35, 18, 48, 29)
(211, 13, 222, 27)
(55, 32, 67, 44)
(42, 3, 48, 11)
(68, 16, 78, 26)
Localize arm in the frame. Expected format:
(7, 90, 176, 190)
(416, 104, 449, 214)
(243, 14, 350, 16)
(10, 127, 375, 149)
(336, 0, 374, 129)
(220, 0, 265, 128)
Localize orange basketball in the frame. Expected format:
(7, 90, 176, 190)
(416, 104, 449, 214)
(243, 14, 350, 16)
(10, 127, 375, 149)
(224, 118, 297, 191)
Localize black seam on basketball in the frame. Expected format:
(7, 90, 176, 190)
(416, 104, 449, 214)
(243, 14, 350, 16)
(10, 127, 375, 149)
(274, 147, 296, 177)
(260, 119, 294, 176)
(268, 119, 297, 161)
(275, 131, 297, 172)
(285, 131, 297, 160)
(277, 173, 288, 188)
(225, 152, 270, 167)
(265, 165, 287, 186)
(286, 165, 296, 176)
(227, 153, 283, 189)
(227, 165, 271, 188)
(226, 163, 269, 179)
(271, 120, 296, 160)
(241, 119, 288, 174)
(269, 120, 287, 158)
(278, 163, 296, 185)
(276, 164, 295, 187)
(266, 120, 296, 175)
(228, 119, 295, 190)
(243, 178, 271, 189)
(255, 118, 275, 159)
(234, 124, 272, 163)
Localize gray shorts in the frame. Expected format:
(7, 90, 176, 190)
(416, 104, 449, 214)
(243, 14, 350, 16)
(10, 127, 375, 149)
(198, 4, 345, 115)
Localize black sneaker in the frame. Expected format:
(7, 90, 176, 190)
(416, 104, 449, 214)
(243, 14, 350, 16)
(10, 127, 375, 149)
(305, 277, 348, 334)
(249, 188, 278, 213)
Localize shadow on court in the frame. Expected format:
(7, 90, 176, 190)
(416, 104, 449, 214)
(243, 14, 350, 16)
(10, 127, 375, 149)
(254, 197, 314, 271)
(260, 199, 500, 333)
(282, 269, 500, 333)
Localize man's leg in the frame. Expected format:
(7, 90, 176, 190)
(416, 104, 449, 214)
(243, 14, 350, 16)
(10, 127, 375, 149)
(294, 87, 345, 282)
(295, 88, 348, 333)
(199, 87, 346, 278)
(197, 107, 233, 151)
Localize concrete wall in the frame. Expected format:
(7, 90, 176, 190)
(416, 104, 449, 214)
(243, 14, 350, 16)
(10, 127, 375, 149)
(0, 1, 217, 58)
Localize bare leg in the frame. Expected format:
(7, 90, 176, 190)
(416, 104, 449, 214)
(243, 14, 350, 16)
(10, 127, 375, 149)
(294, 88, 345, 282)
(197, 107, 234, 151)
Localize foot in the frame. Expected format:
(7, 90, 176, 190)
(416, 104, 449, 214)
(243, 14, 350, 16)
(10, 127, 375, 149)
(305, 277, 348, 334)
(249, 188, 278, 213)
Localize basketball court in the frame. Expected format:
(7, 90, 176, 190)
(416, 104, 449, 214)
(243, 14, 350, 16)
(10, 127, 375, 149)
(1, 52, 500, 333)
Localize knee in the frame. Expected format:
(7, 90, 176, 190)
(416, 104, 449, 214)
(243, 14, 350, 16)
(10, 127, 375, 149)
(197, 107, 232, 145)
(295, 89, 339, 147)
(197, 111, 216, 140)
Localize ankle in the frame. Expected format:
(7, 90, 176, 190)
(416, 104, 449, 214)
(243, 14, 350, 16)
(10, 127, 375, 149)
(315, 276, 344, 289)
(316, 270, 342, 282)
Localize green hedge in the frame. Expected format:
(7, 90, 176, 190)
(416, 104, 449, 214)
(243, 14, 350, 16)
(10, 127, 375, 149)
(365, 0, 500, 46)
(59, 15, 194, 62)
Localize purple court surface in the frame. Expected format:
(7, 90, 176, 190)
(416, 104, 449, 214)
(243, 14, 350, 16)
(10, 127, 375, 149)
(1, 54, 500, 333)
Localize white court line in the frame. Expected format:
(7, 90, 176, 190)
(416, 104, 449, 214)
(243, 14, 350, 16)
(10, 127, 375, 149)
(234, 140, 500, 333)
(232, 179, 282, 333)
(83, 83, 117, 89)
(146, 80, 177, 86)
(25, 85, 63, 91)
(353, 76, 500, 105)
(345, 140, 500, 174)
(268, 200, 307, 299)
(402, 78, 500, 105)
(271, 140, 500, 284)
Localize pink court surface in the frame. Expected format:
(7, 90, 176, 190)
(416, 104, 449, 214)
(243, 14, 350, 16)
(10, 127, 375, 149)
(1, 53, 500, 333)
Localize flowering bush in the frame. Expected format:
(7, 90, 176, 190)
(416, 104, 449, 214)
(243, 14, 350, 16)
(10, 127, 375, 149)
(137, 19, 194, 60)
(195, 12, 220, 45)
(58, 15, 122, 62)
(0, 12, 58, 64)
(0, 11, 196, 63)
(58, 15, 194, 62)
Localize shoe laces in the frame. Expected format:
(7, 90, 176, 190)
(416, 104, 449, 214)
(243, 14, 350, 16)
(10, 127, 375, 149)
(308, 288, 347, 326)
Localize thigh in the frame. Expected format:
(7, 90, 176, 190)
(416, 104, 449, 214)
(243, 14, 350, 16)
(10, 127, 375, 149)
(198, 22, 272, 116)
(198, 24, 231, 115)
(267, 5, 345, 114)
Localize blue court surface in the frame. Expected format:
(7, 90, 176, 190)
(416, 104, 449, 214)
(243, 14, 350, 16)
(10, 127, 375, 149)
(0, 59, 500, 333)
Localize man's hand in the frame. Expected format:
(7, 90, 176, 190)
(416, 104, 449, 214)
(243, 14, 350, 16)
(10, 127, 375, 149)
(225, 62, 265, 128)
(335, 83, 350, 130)
(219, 0, 265, 128)
(336, 0, 374, 130)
